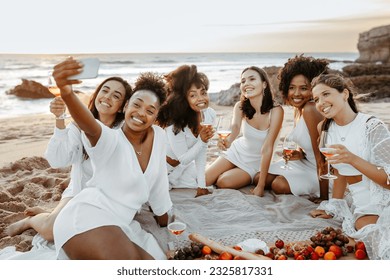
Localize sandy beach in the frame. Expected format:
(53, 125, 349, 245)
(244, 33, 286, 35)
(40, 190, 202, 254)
(0, 102, 389, 253)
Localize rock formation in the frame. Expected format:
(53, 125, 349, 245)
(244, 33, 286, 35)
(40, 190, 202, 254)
(356, 25, 390, 64)
(211, 25, 390, 105)
(6, 79, 54, 99)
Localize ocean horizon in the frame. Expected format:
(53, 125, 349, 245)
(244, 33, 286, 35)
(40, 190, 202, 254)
(0, 52, 359, 118)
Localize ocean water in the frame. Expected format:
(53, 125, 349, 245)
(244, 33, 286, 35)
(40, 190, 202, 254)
(0, 52, 358, 118)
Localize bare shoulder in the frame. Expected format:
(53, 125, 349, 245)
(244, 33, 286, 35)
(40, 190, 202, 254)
(302, 101, 320, 116)
(271, 105, 284, 117)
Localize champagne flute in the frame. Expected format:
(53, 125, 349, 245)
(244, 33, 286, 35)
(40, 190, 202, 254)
(167, 221, 186, 251)
(216, 116, 232, 156)
(319, 131, 338, 180)
(280, 133, 297, 170)
(47, 72, 70, 119)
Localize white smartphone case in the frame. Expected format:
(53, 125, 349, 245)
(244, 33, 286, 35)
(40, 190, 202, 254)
(68, 58, 100, 80)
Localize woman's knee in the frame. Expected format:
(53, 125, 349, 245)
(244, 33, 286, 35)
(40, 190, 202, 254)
(271, 176, 291, 194)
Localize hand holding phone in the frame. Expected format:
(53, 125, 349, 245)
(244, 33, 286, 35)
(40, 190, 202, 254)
(68, 58, 100, 80)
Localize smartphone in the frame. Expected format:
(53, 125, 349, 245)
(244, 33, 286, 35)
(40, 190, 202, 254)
(68, 58, 100, 80)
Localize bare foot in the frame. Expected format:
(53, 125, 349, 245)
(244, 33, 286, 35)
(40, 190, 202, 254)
(5, 217, 31, 237)
(24, 206, 48, 216)
(195, 187, 211, 198)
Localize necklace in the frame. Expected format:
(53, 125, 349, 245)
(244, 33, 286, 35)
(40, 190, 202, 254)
(134, 143, 143, 156)
(333, 117, 356, 142)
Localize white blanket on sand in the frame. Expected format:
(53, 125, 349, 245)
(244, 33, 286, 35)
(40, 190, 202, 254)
(0, 187, 341, 259)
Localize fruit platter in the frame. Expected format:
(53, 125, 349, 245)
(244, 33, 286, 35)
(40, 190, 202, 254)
(167, 227, 368, 260)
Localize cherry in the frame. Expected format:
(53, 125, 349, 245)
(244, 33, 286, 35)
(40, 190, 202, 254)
(275, 238, 284, 249)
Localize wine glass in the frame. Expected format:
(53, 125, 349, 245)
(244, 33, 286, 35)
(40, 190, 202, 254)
(167, 221, 186, 251)
(216, 116, 232, 156)
(280, 133, 297, 170)
(47, 72, 69, 119)
(200, 109, 219, 145)
(319, 131, 338, 180)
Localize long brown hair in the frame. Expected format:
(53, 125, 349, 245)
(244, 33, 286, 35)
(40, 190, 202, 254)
(240, 66, 275, 119)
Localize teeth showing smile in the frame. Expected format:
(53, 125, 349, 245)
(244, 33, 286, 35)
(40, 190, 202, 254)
(132, 117, 143, 124)
(100, 101, 111, 108)
(293, 98, 302, 103)
(322, 106, 331, 114)
(197, 102, 206, 108)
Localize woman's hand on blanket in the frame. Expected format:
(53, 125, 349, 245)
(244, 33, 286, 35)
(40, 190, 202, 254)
(250, 186, 265, 197)
(309, 209, 333, 219)
(195, 187, 211, 198)
(309, 197, 326, 204)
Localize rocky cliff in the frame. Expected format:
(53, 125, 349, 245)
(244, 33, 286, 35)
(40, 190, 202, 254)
(356, 25, 390, 64)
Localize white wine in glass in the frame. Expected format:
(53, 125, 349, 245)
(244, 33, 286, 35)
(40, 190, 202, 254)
(319, 131, 338, 180)
(167, 221, 186, 251)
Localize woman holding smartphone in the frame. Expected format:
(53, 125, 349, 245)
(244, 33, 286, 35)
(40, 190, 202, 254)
(6, 75, 132, 242)
(51, 57, 172, 260)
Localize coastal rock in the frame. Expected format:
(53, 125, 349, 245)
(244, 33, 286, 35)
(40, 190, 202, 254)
(356, 24, 390, 64)
(6, 79, 54, 99)
(209, 83, 240, 106)
(342, 63, 390, 102)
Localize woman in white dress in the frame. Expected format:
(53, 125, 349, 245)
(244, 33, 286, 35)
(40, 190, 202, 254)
(6, 76, 132, 242)
(265, 55, 329, 200)
(206, 66, 283, 195)
(310, 73, 390, 259)
(51, 57, 172, 260)
(157, 65, 215, 197)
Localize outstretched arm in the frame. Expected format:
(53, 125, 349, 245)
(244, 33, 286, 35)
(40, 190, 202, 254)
(52, 58, 101, 147)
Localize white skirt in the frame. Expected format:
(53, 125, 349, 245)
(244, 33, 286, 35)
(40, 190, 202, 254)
(54, 195, 166, 260)
(268, 158, 320, 197)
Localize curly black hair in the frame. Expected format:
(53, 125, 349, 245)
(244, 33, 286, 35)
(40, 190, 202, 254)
(278, 54, 329, 104)
(240, 66, 275, 119)
(157, 65, 209, 135)
(132, 72, 167, 106)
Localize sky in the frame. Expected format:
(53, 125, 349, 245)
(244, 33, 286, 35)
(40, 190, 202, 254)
(1, 0, 389, 54)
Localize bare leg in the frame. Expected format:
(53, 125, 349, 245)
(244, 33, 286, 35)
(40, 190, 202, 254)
(355, 215, 379, 230)
(205, 157, 236, 186)
(24, 206, 49, 216)
(6, 198, 71, 242)
(63, 225, 154, 260)
(215, 168, 251, 189)
(270, 176, 292, 195)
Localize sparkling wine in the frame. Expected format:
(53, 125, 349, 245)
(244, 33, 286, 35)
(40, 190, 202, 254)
(217, 130, 231, 139)
(320, 148, 336, 158)
(169, 229, 185, 235)
(200, 122, 212, 129)
(283, 148, 294, 156)
(48, 86, 61, 97)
